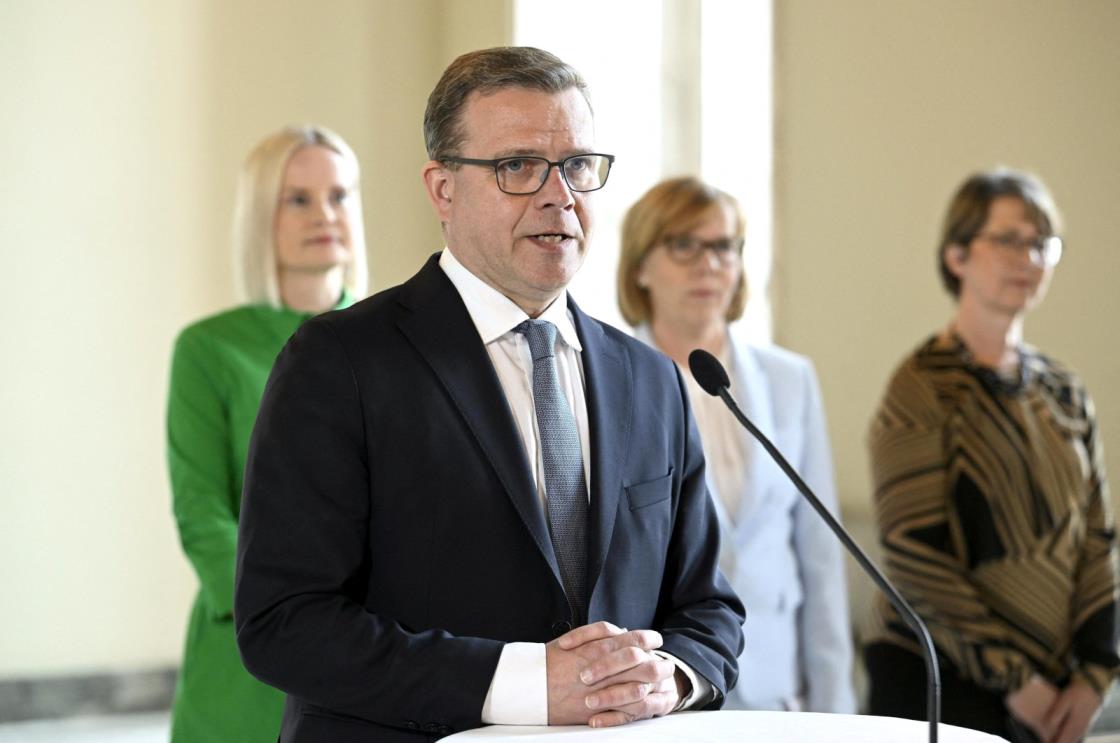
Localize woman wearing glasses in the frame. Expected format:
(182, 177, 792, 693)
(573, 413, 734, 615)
(166, 125, 368, 742)
(616, 176, 856, 713)
(865, 168, 1117, 742)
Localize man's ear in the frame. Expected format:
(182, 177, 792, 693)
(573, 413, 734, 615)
(944, 243, 968, 278)
(421, 160, 454, 221)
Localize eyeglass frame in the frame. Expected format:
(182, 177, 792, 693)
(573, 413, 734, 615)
(972, 231, 1064, 266)
(658, 234, 745, 265)
(440, 153, 616, 195)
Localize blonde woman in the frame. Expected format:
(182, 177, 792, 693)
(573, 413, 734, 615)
(865, 169, 1116, 743)
(166, 125, 367, 741)
(617, 176, 855, 713)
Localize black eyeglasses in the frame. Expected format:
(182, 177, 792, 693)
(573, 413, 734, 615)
(974, 232, 1064, 266)
(441, 153, 615, 195)
(660, 235, 744, 265)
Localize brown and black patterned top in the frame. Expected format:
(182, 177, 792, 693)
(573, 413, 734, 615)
(866, 333, 1119, 695)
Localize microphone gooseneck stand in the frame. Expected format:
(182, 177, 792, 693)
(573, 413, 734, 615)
(687, 349, 941, 743)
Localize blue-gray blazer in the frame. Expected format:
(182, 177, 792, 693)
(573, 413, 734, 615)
(636, 326, 855, 713)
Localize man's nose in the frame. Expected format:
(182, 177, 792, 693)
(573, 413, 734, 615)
(534, 164, 575, 208)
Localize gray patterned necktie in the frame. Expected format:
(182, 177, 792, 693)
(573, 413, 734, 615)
(516, 319, 588, 621)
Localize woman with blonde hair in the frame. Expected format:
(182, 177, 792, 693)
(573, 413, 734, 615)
(166, 125, 367, 741)
(617, 176, 855, 712)
(865, 168, 1117, 743)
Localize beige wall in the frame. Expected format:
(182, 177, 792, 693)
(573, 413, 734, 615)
(0, 0, 509, 677)
(774, 0, 1120, 524)
(4, 0, 1118, 680)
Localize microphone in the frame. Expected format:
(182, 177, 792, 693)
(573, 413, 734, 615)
(688, 349, 942, 743)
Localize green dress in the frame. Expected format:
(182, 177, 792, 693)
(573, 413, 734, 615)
(167, 293, 353, 742)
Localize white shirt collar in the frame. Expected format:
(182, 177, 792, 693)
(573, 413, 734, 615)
(439, 247, 583, 352)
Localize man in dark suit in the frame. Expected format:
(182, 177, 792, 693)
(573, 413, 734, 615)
(235, 46, 745, 742)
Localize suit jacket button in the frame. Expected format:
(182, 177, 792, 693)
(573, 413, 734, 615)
(551, 620, 572, 637)
(404, 719, 419, 730)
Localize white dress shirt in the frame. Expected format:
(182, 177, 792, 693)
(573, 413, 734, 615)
(439, 249, 592, 506)
(438, 249, 709, 724)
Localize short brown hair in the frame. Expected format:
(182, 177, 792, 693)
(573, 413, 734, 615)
(937, 168, 1062, 298)
(423, 47, 590, 161)
(617, 176, 747, 326)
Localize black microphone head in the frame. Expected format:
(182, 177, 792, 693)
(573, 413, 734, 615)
(688, 349, 730, 396)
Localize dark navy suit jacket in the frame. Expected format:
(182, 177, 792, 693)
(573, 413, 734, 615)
(234, 255, 745, 742)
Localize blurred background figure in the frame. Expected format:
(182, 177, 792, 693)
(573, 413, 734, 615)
(864, 168, 1117, 742)
(617, 176, 856, 713)
(165, 125, 367, 742)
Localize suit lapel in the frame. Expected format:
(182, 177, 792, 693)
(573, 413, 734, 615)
(395, 256, 562, 585)
(570, 299, 630, 599)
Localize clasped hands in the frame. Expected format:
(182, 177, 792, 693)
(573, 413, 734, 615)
(1006, 674, 1102, 743)
(546, 621, 688, 728)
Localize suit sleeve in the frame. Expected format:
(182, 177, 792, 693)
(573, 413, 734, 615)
(654, 365, 747, 707)
(791, 360, 857, 713)
(234, 319, 503, 733)
(167, 328, 238, 619)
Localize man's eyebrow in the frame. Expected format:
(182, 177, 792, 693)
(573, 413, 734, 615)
(490, 148, 598, 160)
(490, 148, 545, 158)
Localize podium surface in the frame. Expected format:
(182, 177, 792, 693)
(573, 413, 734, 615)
(445, 711, 1008, 741)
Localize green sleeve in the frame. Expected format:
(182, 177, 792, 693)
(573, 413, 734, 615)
(167, 328, 238, 620)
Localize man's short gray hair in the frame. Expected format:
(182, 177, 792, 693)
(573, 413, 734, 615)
(423, 46, 591, 162)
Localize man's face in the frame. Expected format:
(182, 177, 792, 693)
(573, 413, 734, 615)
(425, 86, 596, 315)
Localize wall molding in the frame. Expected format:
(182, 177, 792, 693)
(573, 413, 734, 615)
(0, 668, 176, 723)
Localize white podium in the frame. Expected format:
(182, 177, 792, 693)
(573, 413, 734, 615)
(444, 711, 1008, 742)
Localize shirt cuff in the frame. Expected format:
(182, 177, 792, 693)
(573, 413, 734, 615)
(481, 642, 548, 725)
(653, 650, 713, 710)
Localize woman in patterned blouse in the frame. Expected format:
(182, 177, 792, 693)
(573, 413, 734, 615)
(865, 168, 1117, 743)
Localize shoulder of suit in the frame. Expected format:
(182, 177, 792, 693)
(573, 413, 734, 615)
(306, 283, 406, 333)
(596, 318, 676, 370)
